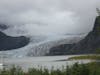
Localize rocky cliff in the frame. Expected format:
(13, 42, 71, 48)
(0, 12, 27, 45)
(0, 24, 30, 51)
(0, 24, 8, 30)
(48, 16, 100, 55)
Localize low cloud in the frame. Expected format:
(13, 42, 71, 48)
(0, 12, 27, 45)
(0, 0, 100, 36)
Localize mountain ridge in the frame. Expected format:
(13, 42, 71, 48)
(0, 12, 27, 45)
(47, 16, 100, 55)
(0, 27, 30, 51)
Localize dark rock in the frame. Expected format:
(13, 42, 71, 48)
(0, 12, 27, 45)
(0, 24, 8, 30)
(48, 16, 100, 55)
(70, 16, 100, 54)
(0, 31, 30, 51)
(46, 44, 75, 55)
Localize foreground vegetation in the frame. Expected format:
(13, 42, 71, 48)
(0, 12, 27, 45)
(0, 62, 100, 75)
(68, 55, 100, 60)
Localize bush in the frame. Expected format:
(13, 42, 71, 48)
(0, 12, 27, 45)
(0, 62, 100, 75)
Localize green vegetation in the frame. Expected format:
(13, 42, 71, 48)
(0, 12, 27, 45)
(68, 55, 100, 60)
(96, 48, 100, 54)
(0, 62, 100, 75)
(68, 48, 100, 60)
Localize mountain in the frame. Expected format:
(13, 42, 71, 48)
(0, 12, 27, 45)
(0, 30, 30, 51)
(47, 16, 100, 55)
(0, 24, 8, 30)
(46, 44, 75, 55)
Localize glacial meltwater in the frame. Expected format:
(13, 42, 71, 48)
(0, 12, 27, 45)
(0, 55, 92, 71)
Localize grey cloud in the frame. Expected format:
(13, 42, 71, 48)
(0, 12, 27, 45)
(0, 0, 100, 37)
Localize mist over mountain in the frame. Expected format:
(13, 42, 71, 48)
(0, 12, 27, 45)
(48, 16, 100, 55)
(0, 24, 8, 30)
(0, 0, 100, 57)
(0, 0, 100, 37)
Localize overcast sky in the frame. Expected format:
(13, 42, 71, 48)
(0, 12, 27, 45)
(0, 0, 100, 36)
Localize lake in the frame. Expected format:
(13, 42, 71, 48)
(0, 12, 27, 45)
(0, 55, 92, 71)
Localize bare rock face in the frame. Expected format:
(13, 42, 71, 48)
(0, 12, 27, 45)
(70, 16, 100, 54)
(48, 16, 100, 55)
(46, 44, 75, 55)
(0, 24, 8, 30)
(0, 31, 30, 51)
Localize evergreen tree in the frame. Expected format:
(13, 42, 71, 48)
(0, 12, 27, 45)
(96, 8, 100, 16)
